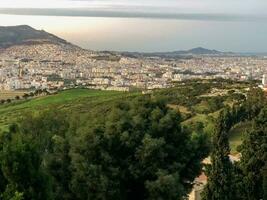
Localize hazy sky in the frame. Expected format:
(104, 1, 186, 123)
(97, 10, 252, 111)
(0, 0, 266, 15)
(0, 0, 267, 52)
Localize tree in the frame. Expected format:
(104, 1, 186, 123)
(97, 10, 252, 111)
(238, 107, 267, 200)
(0, 131, 52, 200)
(22, 93, 29, 99)
(70, 96, 209, 200)
(0, 132, 8, 195)
(202, 108, 235, 200)
(263, 165, 267, 200)
(0, 111, 72, 200)
(10, 191, 24, 200)
(245, 88, 266, 120)
(18, 110, 73, 200)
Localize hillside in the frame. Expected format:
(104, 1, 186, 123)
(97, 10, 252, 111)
(0, 25, 87, 62)
(0, 79, 254, 151)
(0, 80, 265, 199)
(0, 25, 68, 48)
(0, 25, 120, 62)
(0, 87, 211, 199)
(0, 89, 138, 131)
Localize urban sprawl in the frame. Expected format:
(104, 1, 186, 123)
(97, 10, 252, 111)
(1, 43, 267, 92)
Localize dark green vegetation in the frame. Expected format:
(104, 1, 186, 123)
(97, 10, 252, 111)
(153, 79, 252, 152)
(1, 80, 251, 151)
(203, 88, 267, 200)
(0, 79, 265, 199)
(0, 93, 209, 199)
(0, 25, 67, 48)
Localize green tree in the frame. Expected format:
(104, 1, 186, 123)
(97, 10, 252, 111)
(202, 108, 235, 200)
(10, 191, 24, 200)
(238, 107, 267, 200)
(0, 111, 72, 200)
(245, 88, 266, 119)
(19, 110, 73, 200)
(0, 131, 52, 200)
(70, 97, 209, 200)
(263, 165, 267, 200)
(0, 132, 8, 195)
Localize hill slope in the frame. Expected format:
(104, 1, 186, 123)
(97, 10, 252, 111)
(0, 25, 95, 62)
(0, 89, 138, 131)
(0, 25, 68, 48)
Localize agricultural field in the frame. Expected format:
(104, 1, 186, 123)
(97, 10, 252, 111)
(0, 90, 27, 100)
(0, 89, 138, 131)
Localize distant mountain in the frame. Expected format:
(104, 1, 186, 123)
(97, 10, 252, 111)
(0, 25, 69, 48)
(177, 47, 222, 55)
(121, 47, 233, 59)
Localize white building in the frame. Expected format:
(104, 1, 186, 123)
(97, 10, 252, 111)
(262, 74, 267, 87)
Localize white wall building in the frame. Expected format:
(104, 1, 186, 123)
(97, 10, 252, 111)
(262, 74, 267, 87)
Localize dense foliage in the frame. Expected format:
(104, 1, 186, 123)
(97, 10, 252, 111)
(0, 81, 265, 199)
(202, 108, 234, 200)
(0, 96, 209, 200)
(202, 88, 267, 200)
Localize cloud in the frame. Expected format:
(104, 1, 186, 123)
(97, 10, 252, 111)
(0, 0, 266, 16)
(0, 8, 266, 22)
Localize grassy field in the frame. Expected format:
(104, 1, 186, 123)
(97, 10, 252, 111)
(229, 121, 252, 154)
(0, 90, 27, 100)
(0, 86, 246, 152)
(0, 89, 138, 131)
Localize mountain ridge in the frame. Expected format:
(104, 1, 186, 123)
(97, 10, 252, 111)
(119, 47, 235, 59)
(0, 25, 70, 48)
(174, 47, 222, 54)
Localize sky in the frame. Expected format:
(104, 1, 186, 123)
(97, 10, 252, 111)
(0, 0, 267, 52)
(0, 0, 266, 16)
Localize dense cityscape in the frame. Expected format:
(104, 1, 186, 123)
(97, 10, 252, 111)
(1, 43, 267, 92)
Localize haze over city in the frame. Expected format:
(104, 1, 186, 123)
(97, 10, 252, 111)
(0, 0, 267, 52)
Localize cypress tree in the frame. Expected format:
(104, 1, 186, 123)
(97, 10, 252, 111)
(202, 108, 235, 200)
(239, 107, 267, 200)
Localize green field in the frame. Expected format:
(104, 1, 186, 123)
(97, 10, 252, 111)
(229, 121, 252, 154)
(0, 84, 248, 151)
(0, 89, 138, 131)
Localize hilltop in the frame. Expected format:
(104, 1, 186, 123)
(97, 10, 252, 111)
(0, 25, 88, 62)
(0, 25, 70, 48)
